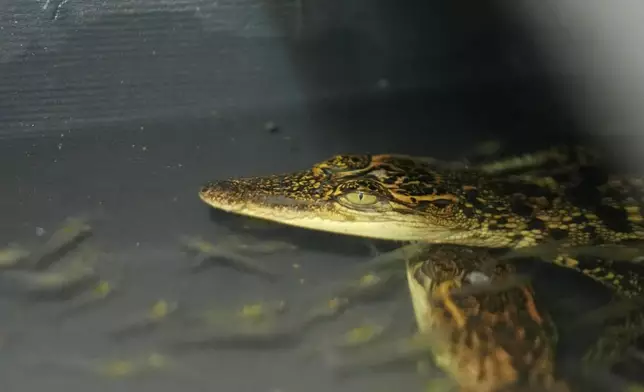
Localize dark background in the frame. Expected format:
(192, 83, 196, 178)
(0, 1, 628, 391)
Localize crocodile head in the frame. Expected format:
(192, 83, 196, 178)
(199, 154, 508, 244)
(406, 245, 560, 392)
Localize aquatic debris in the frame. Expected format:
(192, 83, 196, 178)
(57, 280, 119, 319)
(96, 353, 169, 378)
(169, 265, 405, 353)
(110, 299, 178, 339)
(169, 296, 353, 352)
(332, 270, 406, 303)
(237, 300, 288, 323)
(0, 254, 99, 300)
(0, 243, 30, 269)
(192, 300, 288, 327)
(297, 297, 351, 329)
(222, 234, 298, 255)
(168, 299, 298, 350)
(29, 216, 93, 270)
(337, 323, 386, 349)
(179, 236, 279, 281)
(169, 324, 300, 350)
(298, 321, 390, 362)
(358, 242, 432, 273)
(36, 351, 200, 381)
(325, 332, 434, 375)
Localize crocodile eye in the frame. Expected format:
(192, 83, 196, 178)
(344, 191, 378, 205)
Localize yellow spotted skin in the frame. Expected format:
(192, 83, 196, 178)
(407, 245, 570, 392)
(199, 146, 644, 297)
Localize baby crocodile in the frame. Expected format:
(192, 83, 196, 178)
(199, 147, 644, 297)
(407, 245, 569, 392)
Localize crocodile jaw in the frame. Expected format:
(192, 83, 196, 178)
(199, 188, 435, 241)
(198, 175, 484, 244)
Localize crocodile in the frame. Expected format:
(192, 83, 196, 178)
(198, 146, 644, 390)
(199, 146, 644, 297)
(406, 245, 570, 392)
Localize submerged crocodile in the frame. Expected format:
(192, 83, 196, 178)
(199, 146, 644, 297)
(406, 245, 569, 392)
